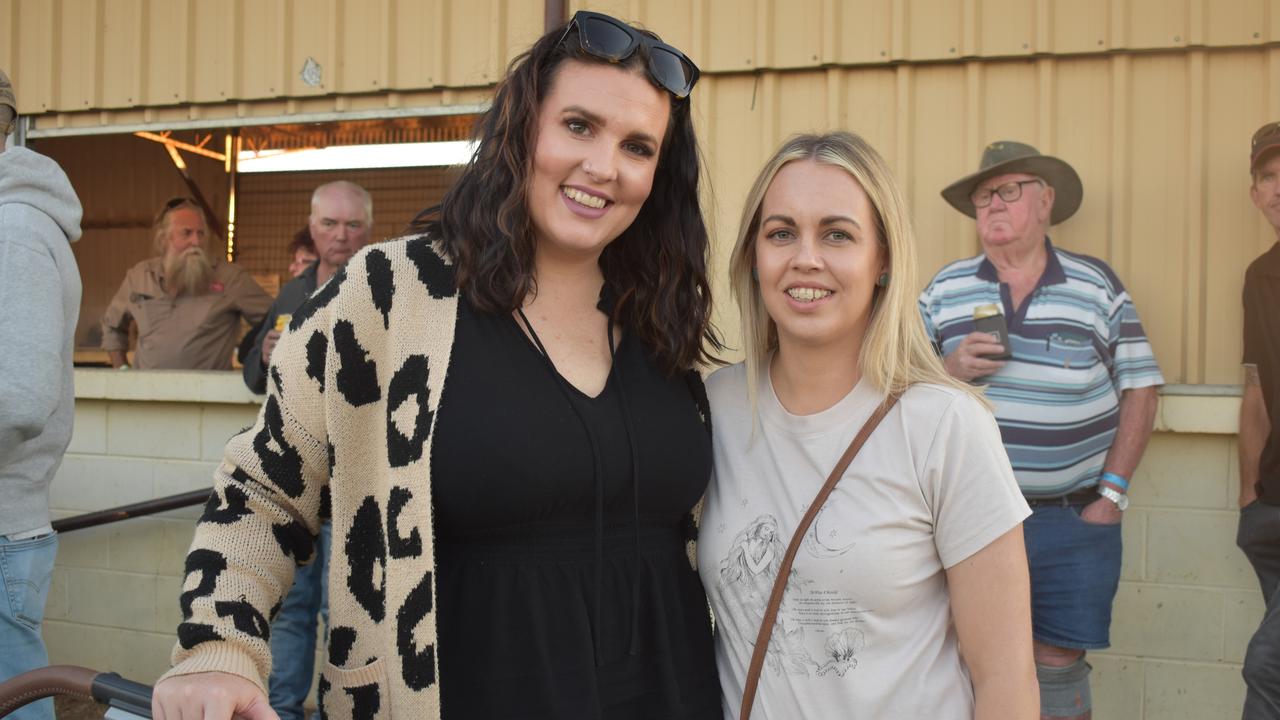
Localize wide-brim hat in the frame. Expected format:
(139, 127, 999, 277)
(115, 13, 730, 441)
(941, 140, 1083, 225)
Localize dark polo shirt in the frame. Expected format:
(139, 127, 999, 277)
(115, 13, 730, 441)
(1244, 242, 1280, 503)
(242, 261, 319, 394)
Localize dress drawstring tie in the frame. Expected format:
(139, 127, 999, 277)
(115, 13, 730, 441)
(515, 304, 643, 667)
(606, 322, 645, 657)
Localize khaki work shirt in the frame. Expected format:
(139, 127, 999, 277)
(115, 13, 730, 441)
(101, 256, 272, 370)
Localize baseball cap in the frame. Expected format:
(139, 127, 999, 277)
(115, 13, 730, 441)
(1251, 121, 1280, 172)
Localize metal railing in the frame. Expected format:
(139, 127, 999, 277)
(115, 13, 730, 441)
(0, 666, 151, 719)
(52, 490, 212, 534)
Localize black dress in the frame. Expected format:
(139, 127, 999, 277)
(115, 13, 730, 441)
(430, 297, 721, 719)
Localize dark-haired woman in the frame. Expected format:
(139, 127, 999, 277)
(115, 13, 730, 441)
(153, 12, 721, 720)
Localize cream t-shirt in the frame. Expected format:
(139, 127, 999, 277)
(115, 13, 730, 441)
(698, 363, 1030, 720)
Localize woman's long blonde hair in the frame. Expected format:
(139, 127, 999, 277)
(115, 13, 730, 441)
(729, 131, 981, 412)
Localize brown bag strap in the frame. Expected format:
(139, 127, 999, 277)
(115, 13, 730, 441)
(738, 390, 904, 720)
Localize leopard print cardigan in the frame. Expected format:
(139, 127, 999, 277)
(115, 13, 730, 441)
(161, 234, 707, 720)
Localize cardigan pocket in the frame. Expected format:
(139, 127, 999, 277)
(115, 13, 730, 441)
(318, 657, 389, 720)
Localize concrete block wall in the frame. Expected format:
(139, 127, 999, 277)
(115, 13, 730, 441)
(1093, 430, 1258, 718)
(44, 370, 261, 684)
(42, 377, 1261, 717)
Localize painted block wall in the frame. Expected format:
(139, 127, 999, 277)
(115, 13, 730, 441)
(42, 372, 255, 686)
(43, 374, 1262, 718)
(1093, 432, 1256, 718)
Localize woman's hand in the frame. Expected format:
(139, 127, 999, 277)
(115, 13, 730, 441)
(152, 672, 278, 720)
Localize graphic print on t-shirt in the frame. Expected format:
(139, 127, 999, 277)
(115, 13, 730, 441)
(717, 507, 867, 679)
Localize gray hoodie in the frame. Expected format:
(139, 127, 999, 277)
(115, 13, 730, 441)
(0, 146, 82, 536)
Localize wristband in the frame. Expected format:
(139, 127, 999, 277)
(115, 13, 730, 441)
(1101, 472, 1129, 492)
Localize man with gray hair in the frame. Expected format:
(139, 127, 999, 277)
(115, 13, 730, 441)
(0, 68, 82, 720)
(920, 141, 1163, 719)
(242, 180, 372, 393)
(101, 198, 271, 369)
(241, 180, 371, 720)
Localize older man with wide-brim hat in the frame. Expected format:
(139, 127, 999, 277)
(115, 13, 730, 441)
(919, 140, 1164, 720)
(940, 140, 1083, 225)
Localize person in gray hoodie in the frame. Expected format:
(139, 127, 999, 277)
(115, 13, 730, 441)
(0, 69, 82, 720)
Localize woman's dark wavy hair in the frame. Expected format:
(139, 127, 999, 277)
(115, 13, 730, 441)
(414, 18, 722, 374)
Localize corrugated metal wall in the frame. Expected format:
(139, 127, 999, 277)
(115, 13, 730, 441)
(693, 48, 1280, 386)
(7, 0, 1280, 383)
(1, 0, 543, 114)
(582, 0, 1280, 386)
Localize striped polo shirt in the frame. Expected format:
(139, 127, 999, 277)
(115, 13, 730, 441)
(918, 238, 1164, 497)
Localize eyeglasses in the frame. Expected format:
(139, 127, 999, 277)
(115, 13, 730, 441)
(970, 179, 1044, 208)
(558, 11, 700, 99)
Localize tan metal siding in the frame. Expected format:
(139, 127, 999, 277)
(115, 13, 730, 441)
(6, 0, 543, 116)
(588, 0, 1280, 65)
(28, 87, 492, 133)
(1051, 0, 1111, 54)
(11, 0, 1280, 119)
(14, 0, 1279, 122)
(101, 0, 144, 109)
(10, 1, 1280, 384)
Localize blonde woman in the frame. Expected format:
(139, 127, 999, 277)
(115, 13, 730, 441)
(698, 132, 1038, 719)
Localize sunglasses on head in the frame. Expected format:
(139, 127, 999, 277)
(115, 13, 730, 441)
(558, 11, 700, 99)
(155, 197, 203, 227)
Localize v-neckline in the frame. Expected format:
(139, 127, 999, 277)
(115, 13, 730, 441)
(508, 312, 620, 402)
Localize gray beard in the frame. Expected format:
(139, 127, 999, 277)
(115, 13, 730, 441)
(164, 248, 214, 297)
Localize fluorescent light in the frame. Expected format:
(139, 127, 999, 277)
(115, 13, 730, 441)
(237, 141, 475, 173)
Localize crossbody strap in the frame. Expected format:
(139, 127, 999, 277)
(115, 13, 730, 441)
(738, 389, 904, 720)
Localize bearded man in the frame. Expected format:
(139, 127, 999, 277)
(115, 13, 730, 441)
(101, 198, 271, 369)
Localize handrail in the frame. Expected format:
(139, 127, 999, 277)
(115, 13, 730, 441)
(0, 665, 97, 717)
(52, 489, 212, 533)
(0, 665, 153, 719)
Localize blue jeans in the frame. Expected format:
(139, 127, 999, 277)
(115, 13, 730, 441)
(268, 522, 330, 720)
(1024, 501, 1123, 650)
(1238, 500, 1280, 719)
(0, 532, 57, 720)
